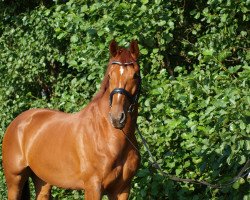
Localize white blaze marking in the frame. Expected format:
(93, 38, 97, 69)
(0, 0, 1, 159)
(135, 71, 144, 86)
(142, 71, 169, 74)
(118, 66, 125, 101)
(120, 66, 124, 75)
(117, 93, 121, 101)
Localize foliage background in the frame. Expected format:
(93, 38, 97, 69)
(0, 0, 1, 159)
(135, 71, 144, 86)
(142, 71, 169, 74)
(0, 0, 250, 199)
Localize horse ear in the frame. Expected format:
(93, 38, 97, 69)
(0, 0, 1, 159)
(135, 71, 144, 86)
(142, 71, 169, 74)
(109, 40, 118, 57)
(130, 40, 139, 60)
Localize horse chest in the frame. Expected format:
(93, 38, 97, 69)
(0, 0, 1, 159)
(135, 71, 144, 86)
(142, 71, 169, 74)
(103, 149, 140, 190)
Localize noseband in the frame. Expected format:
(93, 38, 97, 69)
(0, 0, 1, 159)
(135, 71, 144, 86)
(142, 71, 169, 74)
(109, 61, 141, 113)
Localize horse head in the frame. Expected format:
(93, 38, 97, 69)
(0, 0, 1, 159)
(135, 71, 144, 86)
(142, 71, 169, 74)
(108, 40, 141, 129)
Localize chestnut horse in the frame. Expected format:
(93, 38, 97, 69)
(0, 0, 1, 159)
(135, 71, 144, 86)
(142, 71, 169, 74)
(2, 40, 141, 200)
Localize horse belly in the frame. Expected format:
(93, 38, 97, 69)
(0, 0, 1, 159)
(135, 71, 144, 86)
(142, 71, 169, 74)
(30, 162, 84, 189)
(28, 144, 84, 189)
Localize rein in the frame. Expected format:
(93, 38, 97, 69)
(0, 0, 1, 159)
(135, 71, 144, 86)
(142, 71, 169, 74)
(132, 125, 250, 189)
(109, 61, 141, 113)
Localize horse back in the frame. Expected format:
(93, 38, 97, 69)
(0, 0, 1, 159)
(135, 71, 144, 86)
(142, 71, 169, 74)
(3, 108, 66, 142)
(3, 108, 66, 159)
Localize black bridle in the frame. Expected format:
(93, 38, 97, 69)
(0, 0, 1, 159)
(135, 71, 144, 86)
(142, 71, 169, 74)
(109, 61, 141, 113)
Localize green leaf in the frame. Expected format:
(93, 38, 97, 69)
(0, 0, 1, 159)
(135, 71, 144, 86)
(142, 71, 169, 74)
(175, 168, 182, 176)
(228, 66, 241, 74)
(239, 155, 246, 165)
(218, 50, 232, 62)
(70, 35, 79, 43)
(68, 60, 77, 66)
(239, 121, 246, 130)
(202, 49, 214, 56)
(221, 14, 228, 23)
(246, 50, 250, 61)
(81, 5, 88, 12)
(158, 20, 166, 26)
(144, 99, 150, 107)
(140, 48, 148, 55)
(232, 180, 240, 189)
(141, 0, 149, 4)
(57, 32, 67, 39)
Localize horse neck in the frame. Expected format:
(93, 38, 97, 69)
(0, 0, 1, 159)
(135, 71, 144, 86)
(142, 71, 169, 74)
(86, 88, 138, 136)
(76, 88, 139, 157)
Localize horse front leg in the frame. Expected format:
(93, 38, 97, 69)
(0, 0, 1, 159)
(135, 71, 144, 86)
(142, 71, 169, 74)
(117, 186, 130, 200)
(108, 185, 131, 200)
(32, 173, 52, 200)
(85, 191, 102, 200)
(84, 178, 103, 200)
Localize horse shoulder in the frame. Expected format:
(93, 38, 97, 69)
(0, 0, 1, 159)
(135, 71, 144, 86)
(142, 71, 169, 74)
(123, 148, 140, 180)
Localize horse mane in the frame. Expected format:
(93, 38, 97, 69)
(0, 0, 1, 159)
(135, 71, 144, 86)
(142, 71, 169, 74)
(91, 65, 111, 102)
(92, 48, 135, 102)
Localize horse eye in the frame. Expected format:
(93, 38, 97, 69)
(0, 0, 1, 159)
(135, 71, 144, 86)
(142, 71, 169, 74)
(133, 73, 139, 79)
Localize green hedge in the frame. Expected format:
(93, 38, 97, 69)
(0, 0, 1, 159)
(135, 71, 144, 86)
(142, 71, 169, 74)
(0, 0, 249, 199)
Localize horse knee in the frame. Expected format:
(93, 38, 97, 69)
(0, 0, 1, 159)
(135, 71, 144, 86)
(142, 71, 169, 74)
(5, 173, 30, 200)
(84, 178, 103, 200)
(35, 183, 52, 200)
(7, 186, 22, 200)
(36, 193, 51, 200)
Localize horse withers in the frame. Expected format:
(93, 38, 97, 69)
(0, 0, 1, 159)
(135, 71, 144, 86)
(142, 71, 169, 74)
(2, 40, 141, 200)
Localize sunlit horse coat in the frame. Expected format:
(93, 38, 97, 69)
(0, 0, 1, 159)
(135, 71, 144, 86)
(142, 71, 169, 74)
(2, 40, 141, 200)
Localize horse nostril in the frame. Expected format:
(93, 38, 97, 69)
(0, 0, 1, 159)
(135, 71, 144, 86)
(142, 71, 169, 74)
(119, 111, 126, 124)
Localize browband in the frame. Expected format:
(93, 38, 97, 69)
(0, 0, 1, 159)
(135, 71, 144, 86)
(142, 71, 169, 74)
(111, 61, 134, 66)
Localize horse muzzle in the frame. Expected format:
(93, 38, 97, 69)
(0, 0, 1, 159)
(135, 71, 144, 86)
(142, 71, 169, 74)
(109, 111, 126, 129)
